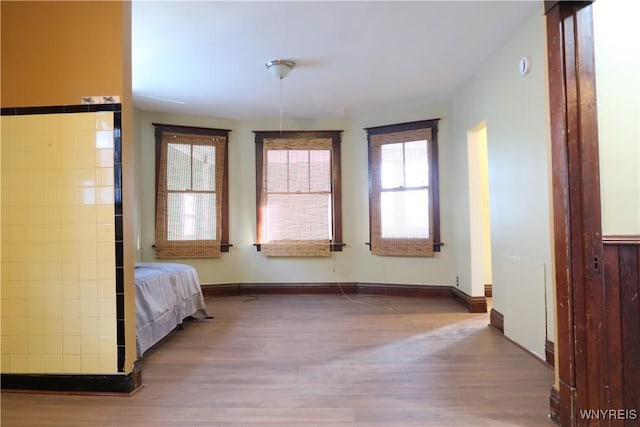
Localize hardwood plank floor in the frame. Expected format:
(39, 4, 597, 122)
(1, 294, 554, 426)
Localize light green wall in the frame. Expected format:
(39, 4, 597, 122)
(448, 8, 553, 358)
(135, 106, 456, 287)
(594, 0, 640, 235)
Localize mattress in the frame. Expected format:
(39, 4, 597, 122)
(135, 262, 209, 357)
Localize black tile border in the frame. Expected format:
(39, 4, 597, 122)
(1, 103, 122, 116)
(0, 363, 142, 394)
(112, 110, 125, 372)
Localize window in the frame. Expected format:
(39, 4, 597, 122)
(366, 119, 440, 256)
(154, 124, 229, 258)
(255, 131, 343, 256)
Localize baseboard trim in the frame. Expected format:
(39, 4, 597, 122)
(451, 287, 488, 313)
(489, 308, 504, 333)
(484, 284, 492, 297)
(0, 362, 143, 395)
(549, 385, 560, 425)
(545, 339, 555, 367)
(202, 283, 486, 313)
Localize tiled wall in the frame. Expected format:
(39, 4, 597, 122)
(1, 111, 117, 374)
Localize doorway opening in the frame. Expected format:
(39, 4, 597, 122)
(467, 122, 493, 299)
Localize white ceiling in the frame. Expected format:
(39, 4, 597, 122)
(132, 1, 541, 120)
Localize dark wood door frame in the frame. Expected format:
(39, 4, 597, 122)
(545, 1, 609, 425)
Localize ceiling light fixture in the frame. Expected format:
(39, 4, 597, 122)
(265, 59, 296, 79)
(266, 59, 296, 132)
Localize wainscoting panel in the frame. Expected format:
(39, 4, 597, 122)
(603, 237, 640, 419)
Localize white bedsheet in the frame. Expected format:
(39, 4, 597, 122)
(135, 262, 208, 357)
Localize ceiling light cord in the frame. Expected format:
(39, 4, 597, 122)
(279, 77, 283, 133)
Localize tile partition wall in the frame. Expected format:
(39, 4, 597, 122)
(1, 105, 123, 376)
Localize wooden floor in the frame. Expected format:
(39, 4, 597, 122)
(2, 294, 554, 426)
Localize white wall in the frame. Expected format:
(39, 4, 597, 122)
(135, 105, 457, 287)
(448, 8, 553, 358)
(594, 0, 640, 235)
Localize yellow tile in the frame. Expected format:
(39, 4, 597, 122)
(96, 167, 114, 187)
(62, 316, 80, 336)
(26, 281, 44, 299)
(60, 188, 79, 206)
(43, 299, 63, 319)
(60, 114, 78, 133)
(61, 209, 80, 226)
(96, 205, 114, 223)
(8, 262, 28, 281)
(61, 262, 79, 280)
(27, 335, 45, 354)
(27, 317, 45, 335)
(59, 169, 78, 187)
(43, 355, 64, 373)
(62, 280, 80, 299)
(80, 355, 100, 373)
(3, 244, 23, 262)
(26, 298, 45, 317)
(44, 336, 62, 354)
(11, 354, 29, 372)
(79, 298, 98, 318)
(26, 208, 44, 225)
(42, 280, 63, 299)
(26, 263, 44, 281)
(42, 226, 63, 243)
(96, 223, 114, 243)
(9, 335, 28, 354)
(27, 354, 46, 372)
(78, 149, 96, 168)
(44, 190, 62, 209)
(98, 317, 115, 336)
(76, 242, 97, 261)
(7, 170, 27, 188)
(78, 262, 98, 281)
(97, 298, 116, 318)
(96, 149, 113, 168)
(95, 113, 113, 131)
(8, 310, 28, 331)
(95, 130, 113, 149)
(5, 225, 27, 243)
(26, 224, 43, 243)
(80, 316, 98, 336)
(97, 187, 114, 206)
(99, 355, 116, 373)
(77, 168, 96, 187)
(98, 335, 116, 355)
(80, 336, 99, 355)
(26, 170, 43, 190)
(8, 263, 26, 281)
(78, 113, 96, 131)
(76, 224, 97, 242)
(61, 298, 80, 317)
(63, 355, 81, 373)
(79, 187, 96, 205)
(43, 316, 62, 335)
(78, 280, 98, 298)
(62, 335, 81, 354)
(26, 150, 44, 170)
(1, 355, 11, 372)
(97, 262, 115, 280)
(97, 280, 114, 299)
(96, 242, 115, 262)
(76, 206, 97, 224)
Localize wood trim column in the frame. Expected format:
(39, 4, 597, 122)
(546, 1, 607, 425)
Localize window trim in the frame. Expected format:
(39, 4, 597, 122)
(254, 130, 343, 252)
(365, 119, 441, 253)
(153, 123, 231, 254)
